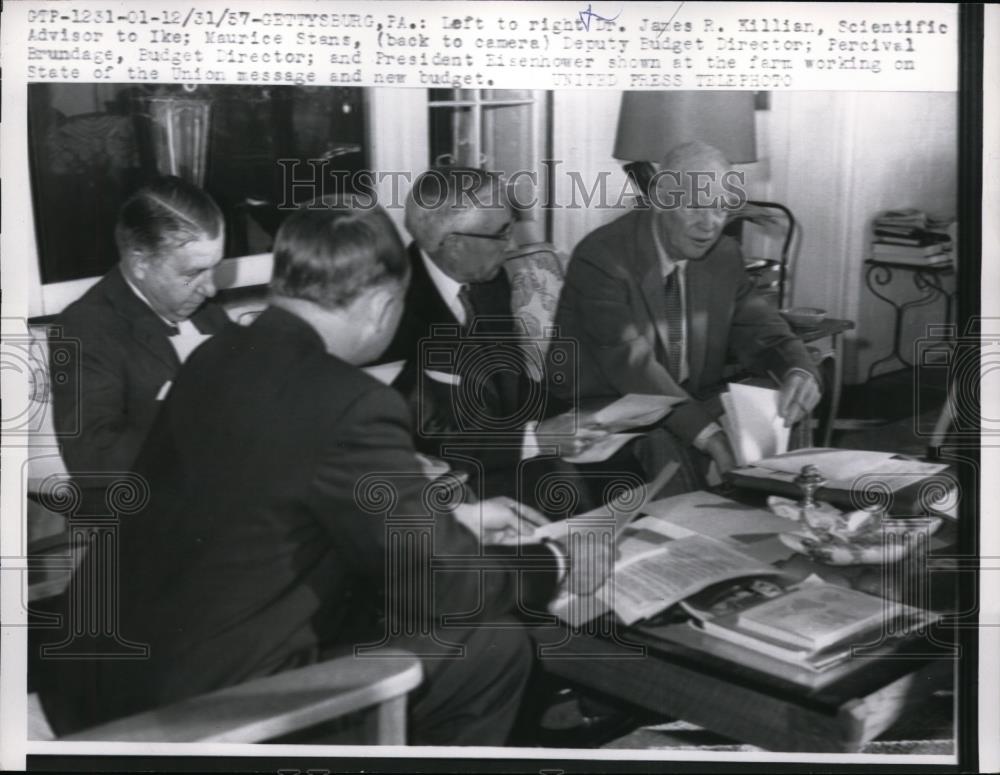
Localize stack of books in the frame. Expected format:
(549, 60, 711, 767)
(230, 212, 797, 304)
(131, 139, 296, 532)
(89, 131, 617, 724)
(683, 580, 927, 672)
(871, 209, 955, 267)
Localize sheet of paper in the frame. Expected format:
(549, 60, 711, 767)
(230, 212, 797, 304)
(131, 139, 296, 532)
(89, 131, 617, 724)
(744, 448, 949, 492)
(722, 383, 790, 466)
(168, 333, 212, 364)
(363, 360, 406, 385)
(531, 462, 680, 543)
(642, 490, 798, 563)
(562, 432, 641, 463)
(643, 490, 798, 541)
(587, 393, 681, 432)
(752, 448, 899, 480)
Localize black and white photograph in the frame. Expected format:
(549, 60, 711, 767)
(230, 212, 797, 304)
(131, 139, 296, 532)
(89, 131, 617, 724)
(0, 2, 993, 772)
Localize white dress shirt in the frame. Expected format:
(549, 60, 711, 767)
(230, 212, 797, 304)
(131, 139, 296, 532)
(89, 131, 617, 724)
(420, 250, 467, 325)
(649, 220, 721, 450)
(121, 271, 199, 335)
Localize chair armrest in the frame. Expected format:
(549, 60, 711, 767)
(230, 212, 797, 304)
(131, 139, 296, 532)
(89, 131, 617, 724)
(63, 649, 422, 743)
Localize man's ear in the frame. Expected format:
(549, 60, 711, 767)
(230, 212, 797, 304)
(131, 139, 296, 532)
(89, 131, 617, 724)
(369, 286, 400, 333)
(129, 250, 152, 281)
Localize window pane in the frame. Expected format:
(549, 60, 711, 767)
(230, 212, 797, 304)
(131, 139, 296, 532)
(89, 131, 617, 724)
(27, 84, 368, 285)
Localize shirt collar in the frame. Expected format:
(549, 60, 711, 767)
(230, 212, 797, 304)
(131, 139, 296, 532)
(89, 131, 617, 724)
(120, 267, 180, 329)
(650, 211, 686, 279)
(419, 249, 466, 321)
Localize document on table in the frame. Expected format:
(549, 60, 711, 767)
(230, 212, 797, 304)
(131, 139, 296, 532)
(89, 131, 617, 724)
(532, 462, 680, 543)
(720, 383, 789, 466)
(744, 448, 949, 492)
(642, 490, 799, 564)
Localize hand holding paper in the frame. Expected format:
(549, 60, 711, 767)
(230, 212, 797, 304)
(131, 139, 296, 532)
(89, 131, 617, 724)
(777, 370, 822, 427)
(720, 383, 790, 467)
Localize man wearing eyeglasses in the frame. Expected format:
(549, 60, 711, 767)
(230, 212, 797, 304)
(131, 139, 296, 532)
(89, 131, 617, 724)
(373, 167, 602, 512)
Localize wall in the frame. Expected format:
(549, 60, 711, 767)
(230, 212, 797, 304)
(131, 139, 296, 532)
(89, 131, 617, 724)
(763, 91, 957, 384)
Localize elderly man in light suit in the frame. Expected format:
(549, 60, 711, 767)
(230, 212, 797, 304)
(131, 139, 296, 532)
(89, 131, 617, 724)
(554, 141, 821, 480)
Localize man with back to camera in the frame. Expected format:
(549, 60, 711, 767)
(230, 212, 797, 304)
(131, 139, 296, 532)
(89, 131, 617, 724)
(554, 141, 822, 482)
(35, 204, 609, 746)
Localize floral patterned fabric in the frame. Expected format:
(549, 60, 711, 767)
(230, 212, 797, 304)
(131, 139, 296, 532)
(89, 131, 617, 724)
(503, 242, 566, 381)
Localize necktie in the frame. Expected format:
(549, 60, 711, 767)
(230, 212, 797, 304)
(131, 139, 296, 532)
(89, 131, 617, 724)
(165, 324, 180, 336)
(663, 271, 683, 379)
(457, 284, 476, 332)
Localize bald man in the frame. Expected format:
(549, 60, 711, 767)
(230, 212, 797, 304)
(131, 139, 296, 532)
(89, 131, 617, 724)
(554, 141, 821, 477)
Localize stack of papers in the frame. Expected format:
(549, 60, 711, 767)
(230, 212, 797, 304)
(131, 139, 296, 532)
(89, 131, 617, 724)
(720, 383, 789, 466)
(745, 448, 949, 493)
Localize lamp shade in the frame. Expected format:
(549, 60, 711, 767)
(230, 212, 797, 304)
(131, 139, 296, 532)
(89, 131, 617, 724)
(613, 91, 757, 164)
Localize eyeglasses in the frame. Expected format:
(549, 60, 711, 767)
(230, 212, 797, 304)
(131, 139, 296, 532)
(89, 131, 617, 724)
(446, 223, 514, 243)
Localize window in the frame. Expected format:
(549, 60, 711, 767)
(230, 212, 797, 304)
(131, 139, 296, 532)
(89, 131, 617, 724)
(27, 83, 369, 289)
(428, 89, 550, 243)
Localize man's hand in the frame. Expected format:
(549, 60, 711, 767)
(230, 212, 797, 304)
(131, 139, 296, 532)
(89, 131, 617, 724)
(536, 413, 611, 457)
(702, 429, 737, 476)
(777, 370, 822, 427)
(454, 496, 548, 545)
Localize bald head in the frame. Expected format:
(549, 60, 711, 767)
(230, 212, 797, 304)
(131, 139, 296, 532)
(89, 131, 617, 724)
(651, 141, 743, 261)
(660, 140, 731, 174)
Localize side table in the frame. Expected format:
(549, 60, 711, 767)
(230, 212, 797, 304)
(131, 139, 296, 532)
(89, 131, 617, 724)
(864, 258, 956, 380)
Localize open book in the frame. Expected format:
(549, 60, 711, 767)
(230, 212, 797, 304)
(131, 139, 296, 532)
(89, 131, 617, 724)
(682, 577, 936, 671)
(535, 513, 787, 627)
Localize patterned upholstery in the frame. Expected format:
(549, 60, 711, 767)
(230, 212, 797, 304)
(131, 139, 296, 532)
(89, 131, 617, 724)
(503, 241, 566, 381)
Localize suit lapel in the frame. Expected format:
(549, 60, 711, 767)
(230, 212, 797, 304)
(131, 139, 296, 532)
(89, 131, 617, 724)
(103, 269, 180, 371)
(634, 212, 672, 359)
(408, 243, 460, 329)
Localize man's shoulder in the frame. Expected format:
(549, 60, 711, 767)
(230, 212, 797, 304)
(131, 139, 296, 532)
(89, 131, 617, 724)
(698, 235, 744, 271)
(566, 210, 643, 283)
(205, 313, 405, 421)
(56, 271, 131, 339)
(575, 210, 641, 253)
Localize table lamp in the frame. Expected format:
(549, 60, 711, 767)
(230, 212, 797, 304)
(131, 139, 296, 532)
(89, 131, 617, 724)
(613, 91, 758, 197)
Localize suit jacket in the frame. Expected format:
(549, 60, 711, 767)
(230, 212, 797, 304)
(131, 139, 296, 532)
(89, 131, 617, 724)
(377, 244, 567, 480)
(39, 306, 558, 734)
(554, 209, 820, 444)
(51, 267, 231, 476)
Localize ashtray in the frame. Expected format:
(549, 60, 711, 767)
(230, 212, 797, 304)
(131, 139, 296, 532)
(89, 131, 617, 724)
(780, 307, 827, 327)
(767, 495, 943, 565)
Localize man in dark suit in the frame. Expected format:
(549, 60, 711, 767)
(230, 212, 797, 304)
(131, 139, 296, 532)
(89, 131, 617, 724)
(37, 206, 602, 746)
(51, 177, 231, 478)
(555, 142, 821, 477)
(377, 168, 603, 512)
